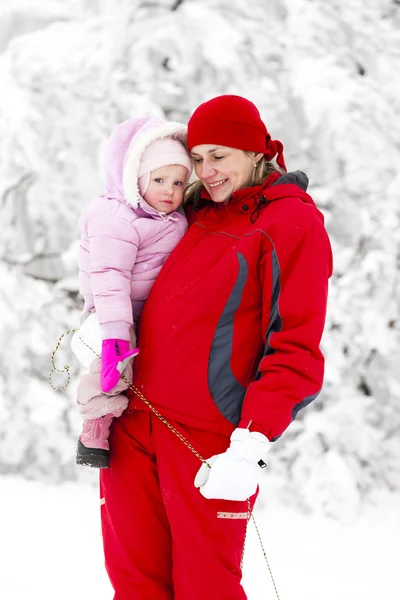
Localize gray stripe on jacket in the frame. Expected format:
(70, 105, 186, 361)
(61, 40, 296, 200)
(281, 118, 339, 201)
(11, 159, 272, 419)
(208, 252, 248, 425)
(255, 249, 282, 380)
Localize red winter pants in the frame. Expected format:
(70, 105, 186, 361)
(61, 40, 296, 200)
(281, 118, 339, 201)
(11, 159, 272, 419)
(100, 409, 255, 600)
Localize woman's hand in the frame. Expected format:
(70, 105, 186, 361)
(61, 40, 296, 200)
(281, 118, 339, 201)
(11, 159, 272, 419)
(194, 428, 271, 501)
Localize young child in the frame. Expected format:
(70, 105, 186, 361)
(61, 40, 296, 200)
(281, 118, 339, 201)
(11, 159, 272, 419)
(72, 116, 192, 468)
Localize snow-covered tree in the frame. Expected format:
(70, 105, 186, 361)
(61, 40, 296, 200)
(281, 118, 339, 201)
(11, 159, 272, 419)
(0, 0, 399, 518)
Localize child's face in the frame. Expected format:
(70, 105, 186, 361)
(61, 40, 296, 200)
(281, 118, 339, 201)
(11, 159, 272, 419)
(143, 165, 188, 213)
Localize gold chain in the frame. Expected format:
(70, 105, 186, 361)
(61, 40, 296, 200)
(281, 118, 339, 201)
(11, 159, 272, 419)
(120, 372, 212, 467)
(50, 329, 281, 599)
(250, 509, 281, 600)
(48, 329, 78, 390)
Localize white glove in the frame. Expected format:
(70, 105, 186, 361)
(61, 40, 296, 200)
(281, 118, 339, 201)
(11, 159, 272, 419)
(194, 428, 271, 501)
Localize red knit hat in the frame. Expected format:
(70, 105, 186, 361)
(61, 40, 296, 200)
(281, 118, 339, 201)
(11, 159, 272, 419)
(187, 95, 286, 171)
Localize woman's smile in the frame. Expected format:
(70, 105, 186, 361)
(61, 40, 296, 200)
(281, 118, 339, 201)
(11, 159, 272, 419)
(208, 179, 228, 188)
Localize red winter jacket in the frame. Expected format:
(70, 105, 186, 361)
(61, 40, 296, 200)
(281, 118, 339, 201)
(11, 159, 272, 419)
(128, 171, 333, 441)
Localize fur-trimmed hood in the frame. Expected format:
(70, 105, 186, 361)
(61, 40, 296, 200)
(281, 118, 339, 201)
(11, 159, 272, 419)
(102, 116, 188, 209)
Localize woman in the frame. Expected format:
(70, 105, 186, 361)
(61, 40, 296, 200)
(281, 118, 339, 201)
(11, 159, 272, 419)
(100, 95, 333, 599)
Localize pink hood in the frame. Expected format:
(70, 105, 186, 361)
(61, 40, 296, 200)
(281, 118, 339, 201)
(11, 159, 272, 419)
(103, 116, 189, 208)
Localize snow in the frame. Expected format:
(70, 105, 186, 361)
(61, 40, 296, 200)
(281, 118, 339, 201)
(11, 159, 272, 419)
(1, 475, 399, 600)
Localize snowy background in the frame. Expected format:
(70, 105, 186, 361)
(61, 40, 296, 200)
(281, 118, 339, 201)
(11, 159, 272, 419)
(1, 0, 399, 598)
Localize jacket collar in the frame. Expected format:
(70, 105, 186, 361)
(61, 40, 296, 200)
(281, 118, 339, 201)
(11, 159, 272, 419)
(195, 170, 312, 221)
(199, 170, 310, 208)
(137, 196, 185, 222)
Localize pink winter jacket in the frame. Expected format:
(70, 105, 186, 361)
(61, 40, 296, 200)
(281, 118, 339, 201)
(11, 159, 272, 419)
(78, 117, 189, 341)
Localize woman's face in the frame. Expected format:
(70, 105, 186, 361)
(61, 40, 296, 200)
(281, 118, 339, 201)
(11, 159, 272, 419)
(190, 145, 256, 203)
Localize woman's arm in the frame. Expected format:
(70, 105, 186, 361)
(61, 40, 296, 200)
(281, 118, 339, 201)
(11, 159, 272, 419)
(239, 205, 333, 440)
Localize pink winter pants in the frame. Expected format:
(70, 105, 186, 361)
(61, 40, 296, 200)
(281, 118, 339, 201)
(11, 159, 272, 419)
(76, 358, 132, 421)
(100, 409, 256, 599)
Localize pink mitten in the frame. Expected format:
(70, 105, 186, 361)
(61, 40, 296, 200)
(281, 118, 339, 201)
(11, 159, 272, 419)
(100, 339, 139, 393)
